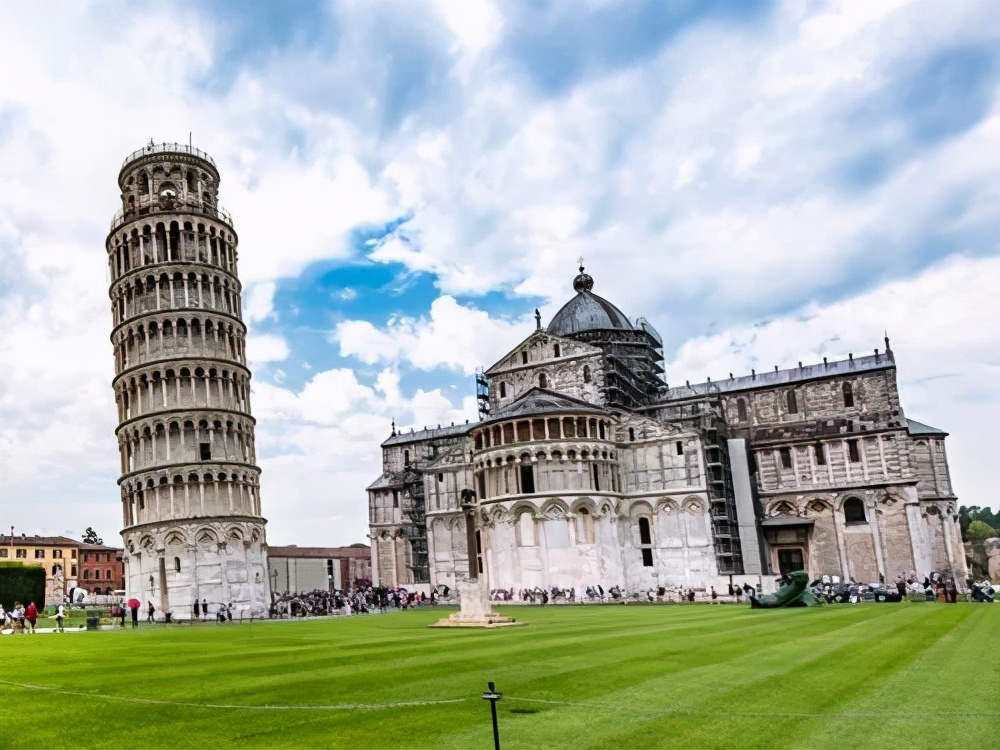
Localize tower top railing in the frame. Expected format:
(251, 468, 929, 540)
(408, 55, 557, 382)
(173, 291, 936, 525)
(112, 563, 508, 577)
(109, 202, 234, 232)
(121, 142, 217, 171)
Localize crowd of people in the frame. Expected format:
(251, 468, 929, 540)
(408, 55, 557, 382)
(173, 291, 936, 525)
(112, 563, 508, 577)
(0, 601, 67, 633)
(268, 584, 437, 619)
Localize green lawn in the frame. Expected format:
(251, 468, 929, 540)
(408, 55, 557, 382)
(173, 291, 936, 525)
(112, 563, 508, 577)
(1, 603, 996, 749)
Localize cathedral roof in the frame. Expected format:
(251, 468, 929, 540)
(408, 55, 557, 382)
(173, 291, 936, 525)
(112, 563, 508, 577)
(484, 387, 606, 424)
(547, 266, 634, 336)
(381, 422, 474, 447)
(905, 419, 948, 437)
(658, 351, 895, 401)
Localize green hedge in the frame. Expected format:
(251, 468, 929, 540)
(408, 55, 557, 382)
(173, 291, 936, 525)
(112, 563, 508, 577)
(0, 562, 47, 610)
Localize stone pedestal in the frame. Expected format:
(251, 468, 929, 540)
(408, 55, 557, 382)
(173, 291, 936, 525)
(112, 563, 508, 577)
(430, 577, 523, 629)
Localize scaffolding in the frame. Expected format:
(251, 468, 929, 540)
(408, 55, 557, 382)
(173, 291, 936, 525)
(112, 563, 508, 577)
(475, 370, 491, 420)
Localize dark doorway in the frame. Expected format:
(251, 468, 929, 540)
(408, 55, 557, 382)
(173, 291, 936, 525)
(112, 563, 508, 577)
(519, 464, 535, 494)
(777, 548, 804, 575)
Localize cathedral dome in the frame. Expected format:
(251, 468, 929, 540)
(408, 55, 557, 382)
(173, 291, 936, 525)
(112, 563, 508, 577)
(547, 266, 634, 336)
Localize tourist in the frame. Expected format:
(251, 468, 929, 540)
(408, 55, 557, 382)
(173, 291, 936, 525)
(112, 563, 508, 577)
(193, 598, 200, 619)
(147, 601, 155, 623)
(11, 602, 25, 633)
(202, 598, 208, 620)
(129, 601, 139, 628)
(711, 586, 718, 602)
(25, 601, 38, 633)
(54, 603, 66, 632)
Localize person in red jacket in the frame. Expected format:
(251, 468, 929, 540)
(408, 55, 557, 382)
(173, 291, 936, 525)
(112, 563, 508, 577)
(25, 601, 38, 634)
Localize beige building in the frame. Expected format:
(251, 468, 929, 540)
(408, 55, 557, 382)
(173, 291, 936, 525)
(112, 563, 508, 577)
(368, 267, 966, 593)
(0, 534, 79, 605)
(267, 545, 372, 593)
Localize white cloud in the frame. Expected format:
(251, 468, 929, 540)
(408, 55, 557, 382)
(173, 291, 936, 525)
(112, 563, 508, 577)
(1, 0, 998, 551)
(247, 333, 290, 365)
(334, 295, 530, 375)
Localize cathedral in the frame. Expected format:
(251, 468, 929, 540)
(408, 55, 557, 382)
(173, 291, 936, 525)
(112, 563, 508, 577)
(367, 267, 966, 594)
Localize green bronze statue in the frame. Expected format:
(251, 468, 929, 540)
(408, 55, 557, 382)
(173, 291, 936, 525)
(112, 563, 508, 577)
(750, 570, 820, 608)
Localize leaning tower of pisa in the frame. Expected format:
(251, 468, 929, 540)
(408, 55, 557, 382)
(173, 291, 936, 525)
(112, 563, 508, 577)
(107, 142, 270, 619)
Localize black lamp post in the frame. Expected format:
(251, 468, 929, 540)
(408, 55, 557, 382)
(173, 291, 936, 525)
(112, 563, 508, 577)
(481, 681, 502, 750)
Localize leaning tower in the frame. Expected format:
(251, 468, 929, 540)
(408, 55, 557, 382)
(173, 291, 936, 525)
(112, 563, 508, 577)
(107, 141, 270, 619)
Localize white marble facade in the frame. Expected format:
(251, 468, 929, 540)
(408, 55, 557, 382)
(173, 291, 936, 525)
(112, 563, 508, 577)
(369, 268, 967, 593)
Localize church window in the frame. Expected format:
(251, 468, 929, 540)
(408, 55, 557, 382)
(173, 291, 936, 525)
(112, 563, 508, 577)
(814, 443, 826, 465)
(174, 557, 181, 572)
(592, 464, 600, 491)
(554, 343, 561, 357)
(676, 441, 683, 456)
(638, 517, 654, 567)
(847, 439, 860, 463)
(843, 382, 854, 407)
(404, 450, 410, 466)
(200, 443, 211, 460)
(521, 351, 528, 364)
(737, 398, 747, 422)
(779, 447, 792, 469)
(843, 497, 866, 524)
(539, 373, 547, 388)
(629, 427, 635, 441)
(499, 381, 506, 398)
(787, 390, 798, 414)
(392, 490, 399, 508)
(583, 365, 591, 383)
(477, 472, 486, 500)
(519, 464, 535, 494)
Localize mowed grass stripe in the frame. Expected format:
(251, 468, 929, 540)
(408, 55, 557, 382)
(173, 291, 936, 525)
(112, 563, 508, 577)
(0, 604, 995, 749)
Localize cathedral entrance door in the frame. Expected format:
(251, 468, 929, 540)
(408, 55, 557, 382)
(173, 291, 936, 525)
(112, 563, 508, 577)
(778, 548, 805, 575)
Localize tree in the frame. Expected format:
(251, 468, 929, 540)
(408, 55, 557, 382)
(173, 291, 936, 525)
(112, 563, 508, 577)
(967, 520, 998, 541)
(0, 562, 46, 610)
(82, 527, 103, 545)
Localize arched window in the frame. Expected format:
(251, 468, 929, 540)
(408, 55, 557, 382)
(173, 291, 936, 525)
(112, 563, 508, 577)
(174, 557, 181, 572)
(499, 381, 506, 398)
(843, 382, 854, 407)
(539, 373, 547, 389)
(583, 365, 591, 383)
(843, 497, 866, 524)
(638, 517, 654, 567)
(787, 390, 798, 414)
(737, 398, 747, 422)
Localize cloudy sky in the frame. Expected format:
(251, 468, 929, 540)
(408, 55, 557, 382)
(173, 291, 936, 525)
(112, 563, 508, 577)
(1, 0, 998, 547)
